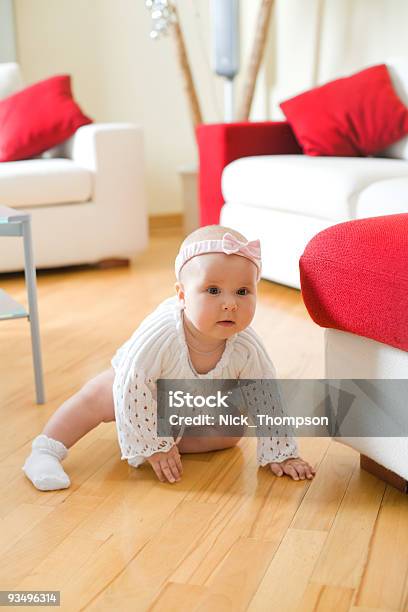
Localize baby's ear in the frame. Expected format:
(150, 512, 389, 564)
(174, 281, 184, 301)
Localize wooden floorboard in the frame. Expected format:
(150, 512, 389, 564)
(0, 231, 407, 611)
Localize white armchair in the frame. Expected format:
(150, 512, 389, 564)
(0, 64, 148, 272)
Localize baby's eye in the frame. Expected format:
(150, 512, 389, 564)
(237, 288, 249, 296)
(207, 286, 220, 295)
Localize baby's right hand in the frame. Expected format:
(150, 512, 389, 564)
(147, 445, 183, 483)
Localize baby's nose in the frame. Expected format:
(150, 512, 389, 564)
(223, 299, 238, 311)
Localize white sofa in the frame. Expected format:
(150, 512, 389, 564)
(221, 157, 408, 288)
(0, 63, 148, 272)
(210, 58, 408, 289)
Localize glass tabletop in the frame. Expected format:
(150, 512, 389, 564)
(0, 206, 29, 224)
(0, 289, 28, 321)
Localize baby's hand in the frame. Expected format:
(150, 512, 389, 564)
(147, 445, 183, 484)
(269, 456, 316, 481)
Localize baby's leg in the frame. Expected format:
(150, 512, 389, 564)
(177, 436, 242, 454)
(23, 368, 115, 491)
(42, 368, 116, 448)
(177, 423, 244, 454)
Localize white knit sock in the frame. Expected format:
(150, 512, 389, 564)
(22, 434, 71, 491)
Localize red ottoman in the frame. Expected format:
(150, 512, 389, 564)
(299, 213, 408, 352)
(300, 214, 408, 492)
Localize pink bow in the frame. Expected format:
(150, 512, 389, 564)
(221, 232, 261, 260)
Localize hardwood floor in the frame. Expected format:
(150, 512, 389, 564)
(0, 231, 407, 611)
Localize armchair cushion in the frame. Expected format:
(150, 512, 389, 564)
(222, 154, 408, 221)
(280, 64, 408, 157)
(0, 75, 92, 162)
(0, 159, 92, 208)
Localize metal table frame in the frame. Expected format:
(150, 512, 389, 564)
(0, 206, 45, 404)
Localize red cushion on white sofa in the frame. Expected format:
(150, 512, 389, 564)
(300, 214, 408, 352)
(280, 64, 408, 157)
(0, 75, 92, 162)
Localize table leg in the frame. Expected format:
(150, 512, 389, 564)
(22, 218, 45, 404)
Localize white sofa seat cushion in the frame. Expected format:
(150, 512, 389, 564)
(0, 159, 92, 208)
(222, 155, 408, 221)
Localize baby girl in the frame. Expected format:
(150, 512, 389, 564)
(23, 225, 316, 490)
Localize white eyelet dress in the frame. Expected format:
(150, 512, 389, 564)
(111, 296, 299, 468)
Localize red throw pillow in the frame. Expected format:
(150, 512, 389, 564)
(280, 64, 408, 157)
(0, 75, 92, 162)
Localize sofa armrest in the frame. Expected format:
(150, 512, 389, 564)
(70, 123, 139, 171)
(69, 122, 146, 206)
(196, 121, 302, 225)
(68, 123, 148, 248)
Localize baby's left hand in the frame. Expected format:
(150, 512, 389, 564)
(269, 457, 316, 481)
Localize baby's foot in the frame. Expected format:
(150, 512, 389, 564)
(22, 434, 70, 491)
(269, 456, 316, 481)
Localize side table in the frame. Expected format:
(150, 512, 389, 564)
(0, 206, 45, 404)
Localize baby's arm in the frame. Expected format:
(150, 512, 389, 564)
(236, 331, 317, 481)
(269, 457, 316, 480)
(114, 367, 182, 483)
(252, 380, 316, 480)
(146, 445, 183, 483)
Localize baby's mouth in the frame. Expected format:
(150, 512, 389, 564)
(217, 320, 236, 327)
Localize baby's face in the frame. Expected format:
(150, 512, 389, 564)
(177, 253, 258, 340)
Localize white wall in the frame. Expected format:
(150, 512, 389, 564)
(0, 0, 16, 61)
(13, 0, 225, 215)
(245, 0, 408, 120)
(13, 0, 408, 213)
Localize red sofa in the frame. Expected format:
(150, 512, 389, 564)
(196, 121, 301, 226)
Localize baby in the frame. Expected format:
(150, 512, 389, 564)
(23, 225, 316, 490)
